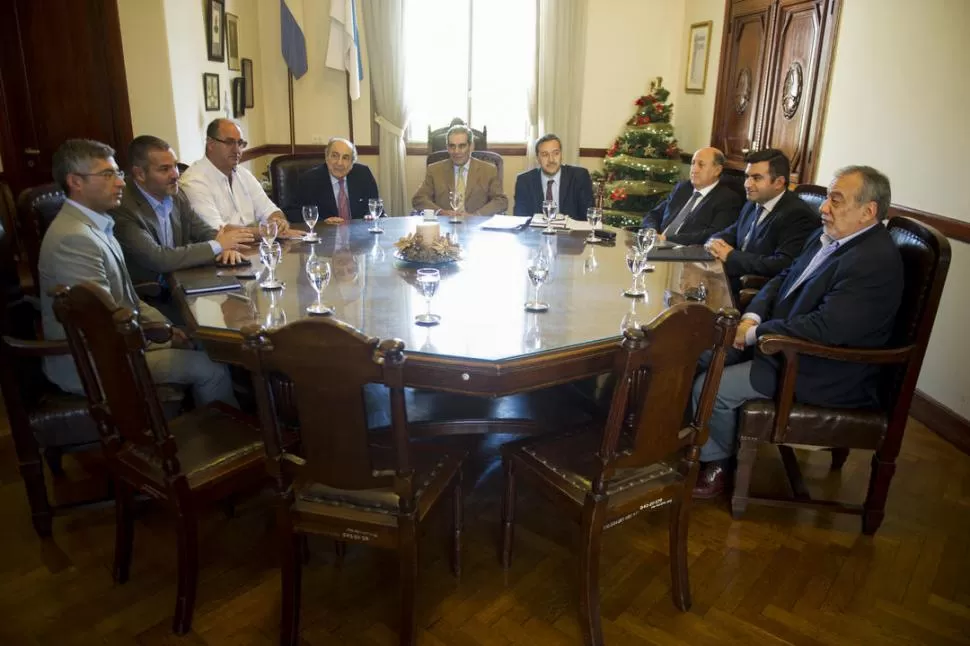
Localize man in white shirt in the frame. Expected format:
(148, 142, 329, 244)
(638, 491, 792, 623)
(180, 119, 291, 234)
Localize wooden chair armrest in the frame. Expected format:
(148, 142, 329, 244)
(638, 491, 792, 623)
(757, 334, 914, 365)
(141, 321, 174, 344)
(1, 335, 71, 357)
(740, 274, 769, 290)
(134, 281, 162, 299)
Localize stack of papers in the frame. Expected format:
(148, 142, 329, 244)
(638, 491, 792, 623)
(481, 215, 532, 230)
(529, 214, 568, 229)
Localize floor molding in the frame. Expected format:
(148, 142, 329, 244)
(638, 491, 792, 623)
(911, 389, 970, 455)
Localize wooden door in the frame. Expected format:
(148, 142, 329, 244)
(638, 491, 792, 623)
(711, 0, 775, 168)
(0, 0, 133, 196)
(760, 0, 838, 182)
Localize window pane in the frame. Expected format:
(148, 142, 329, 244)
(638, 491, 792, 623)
(470, 0, 536, 143)
(404, 0, 470, 142)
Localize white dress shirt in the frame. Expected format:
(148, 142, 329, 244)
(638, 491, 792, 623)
(179, 156, 280, 229)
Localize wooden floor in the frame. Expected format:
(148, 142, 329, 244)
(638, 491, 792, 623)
(1, 416, 969, 645)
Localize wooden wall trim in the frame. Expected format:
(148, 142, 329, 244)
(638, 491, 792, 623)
(243, 143, 610, 161)
(888, 204, 970, 245)
(911, 390, 970, 456)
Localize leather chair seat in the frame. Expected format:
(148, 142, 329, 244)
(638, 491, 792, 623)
(740, 399, 888, 449)
(124, 402, 263, 490)
(296, 443, 464, 516)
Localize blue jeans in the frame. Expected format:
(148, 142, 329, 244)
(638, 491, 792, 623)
(691, 360, 770, 462)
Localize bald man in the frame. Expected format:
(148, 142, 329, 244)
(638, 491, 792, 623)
(294, 137, 379, 224)
(642, 147, 743, 246)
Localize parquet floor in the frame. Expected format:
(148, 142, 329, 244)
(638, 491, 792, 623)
(0, 416, 968, 645)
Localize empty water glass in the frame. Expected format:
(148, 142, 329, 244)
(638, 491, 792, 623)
(302, 205, 320, 241)
(636, 227, 658, 272)
(414, 268, 441, 325)
(586, 207, 603, 243)
(624, 248, 647, 297)
(368, 198, 385, 233)
(259, 241, 283, 290)
(525, 250, 551, 311)
(259, 219, 279, 247)
(305, 257, 332, 315)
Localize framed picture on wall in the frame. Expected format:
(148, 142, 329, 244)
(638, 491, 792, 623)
(226, 13, 240, 71)
(206, 0, 225, 62)
(685, 21, 713, 94)
(241, 58, 254, 108)
(232, 77, 246, 118)
(203, 73, 220, 111)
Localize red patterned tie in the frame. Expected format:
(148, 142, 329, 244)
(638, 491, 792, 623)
(338, 178, 351, 222)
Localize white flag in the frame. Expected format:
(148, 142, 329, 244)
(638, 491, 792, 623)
(325, 0, 362, 100)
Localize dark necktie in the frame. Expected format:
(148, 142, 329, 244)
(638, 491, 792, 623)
(663, 190, 702, 236)
(545, 179, 554, 202)
(742, 205, 765, 251)
(338, 179, 351, 222)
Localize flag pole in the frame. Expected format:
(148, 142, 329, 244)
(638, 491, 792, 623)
(345, 71, 355, 142)
(288, 72, 296, 154)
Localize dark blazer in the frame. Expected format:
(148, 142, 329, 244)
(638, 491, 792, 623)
(746, 224, 904, 407)
(295, 163, 379, 220)
(641, 180, 743, 245)
(111, 183, 219, 284)
(712, 190, 818, 281)
(513, 164, 593, 220)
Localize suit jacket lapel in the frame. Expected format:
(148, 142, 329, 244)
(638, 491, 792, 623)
(130, 186, 164, 245)
(62, 204, 135, 299)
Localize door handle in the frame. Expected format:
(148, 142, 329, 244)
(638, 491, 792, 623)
(24, 148, 40, 155)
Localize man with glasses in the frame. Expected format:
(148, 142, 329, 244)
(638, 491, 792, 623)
(412, 124, 507, 217)
(180, 119, 291, 233)
(39, 139, 237, 407)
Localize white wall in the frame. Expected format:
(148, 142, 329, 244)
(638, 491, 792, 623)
(815, 0, 970, 418)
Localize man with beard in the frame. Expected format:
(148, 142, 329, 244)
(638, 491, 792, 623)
(513, 133, 593, 219)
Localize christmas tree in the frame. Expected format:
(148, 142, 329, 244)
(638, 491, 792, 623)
(594, 78, 682, 228)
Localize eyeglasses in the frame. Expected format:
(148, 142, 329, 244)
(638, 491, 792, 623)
(75, 169, 125, 180)
(210, 136, 249, 149)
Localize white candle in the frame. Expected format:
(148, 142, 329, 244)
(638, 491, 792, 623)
(415, 221, 440, 247)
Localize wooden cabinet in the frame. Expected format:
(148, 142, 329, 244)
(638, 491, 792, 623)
(711, 0, 840, 183)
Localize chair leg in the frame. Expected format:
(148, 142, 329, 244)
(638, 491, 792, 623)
(862, 453, 896, 535)
(19, 459, 53, 538)
(830, 448, 850, 470)
(731, 440, 757, 519)
(172, 504, 199, 635)
(578, 502, 605, 646)
(280, 529, 303, 646)
(398, 517, 419, 646)
(500, 456, 515, 569)
(451, 468, 463, 578)
(112, 479, 135, 584)
(667, 492, 692, 611)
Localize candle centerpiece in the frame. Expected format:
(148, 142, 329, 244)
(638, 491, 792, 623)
(394, 223, 462, 264)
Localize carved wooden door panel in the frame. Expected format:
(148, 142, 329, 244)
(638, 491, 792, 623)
(761, 0, 837, 183)
(711, 0, 774, 168)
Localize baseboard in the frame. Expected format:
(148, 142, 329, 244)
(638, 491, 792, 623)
(910, 390, 970, 455)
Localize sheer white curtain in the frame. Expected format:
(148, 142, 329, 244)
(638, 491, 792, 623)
(360, 1, 409, 216)
(532, 0, 588, 166)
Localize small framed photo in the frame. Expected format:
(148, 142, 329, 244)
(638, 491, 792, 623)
(685, 21, 713, 94)
(203, 73, 220, 111)
(232, 77, 246, 118)
(241, 58, 254, 108)
(206, 0, 225, 63)
(225, 12, 240, 71)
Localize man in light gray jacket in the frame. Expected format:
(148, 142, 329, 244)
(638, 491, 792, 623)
(39, 139, 237, 407)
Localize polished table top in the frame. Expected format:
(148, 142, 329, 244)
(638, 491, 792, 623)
(174, 216, 732, 394)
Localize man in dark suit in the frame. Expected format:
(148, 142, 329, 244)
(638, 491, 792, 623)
(513, 133, 593, 220)
(691, 165, 904, 498)
(112, 135, 253, 286)
(641, 147, 743, 245)
(706, 149, 818, 292)
(295, 137, 379, 225)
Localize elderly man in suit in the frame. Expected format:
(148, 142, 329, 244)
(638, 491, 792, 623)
(642, 146, 743, 244)
(112, 135, 253, 285)
(513, 133, 593, 220)
(691, 165, 904, 498)
(294, 137, 379, 225)
(39, 139, 237, 407)
(706, 148, 818, 293)
(412, 124, 507, 216)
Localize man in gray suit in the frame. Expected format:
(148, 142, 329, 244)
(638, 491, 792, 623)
(112, 135, 252, 284)
(40, 139, 237, 407)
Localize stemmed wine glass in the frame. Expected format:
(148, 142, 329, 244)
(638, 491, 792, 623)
(586, 207, 604, 243)
(259, 220, 279, 247)
(305, 257, 332, 315)
(302, 205, 320, 242)
(624, 248, 647, 297)
(414, 268, 441, 325)
(636, 227, 658, 272)
(448, 191, 463, 224)
(540, 200, 559, 235)
(583, 245, 599, 275)
(259, 241, 284, 290)
(367, 198, 385, 233)
(525, 249, 551, 312)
